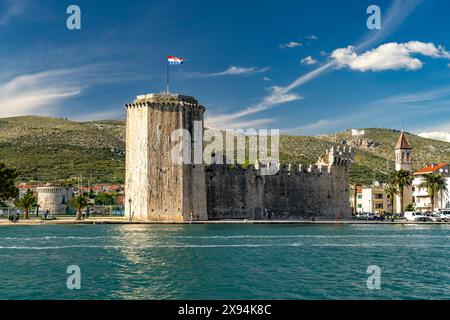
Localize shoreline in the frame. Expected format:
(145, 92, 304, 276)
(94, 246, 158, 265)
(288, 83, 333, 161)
(1, 217, 449, 226)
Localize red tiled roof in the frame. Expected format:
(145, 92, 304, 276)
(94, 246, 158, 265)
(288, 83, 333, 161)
(414, 163, 448, 175)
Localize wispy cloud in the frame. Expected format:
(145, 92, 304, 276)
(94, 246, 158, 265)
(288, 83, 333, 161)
(0, 64, 140, 118)
(378, 87, 450, 104)
(332, 41, 450, 72)
(280, 41, 302, 49)
(305, 35, 319, 40)
(184, 66, 269, 78)
(355, 0, 424, 51)
(205, 86, 303, 128)
(0, 70, 82, 117)
(0, 0, 26, 25)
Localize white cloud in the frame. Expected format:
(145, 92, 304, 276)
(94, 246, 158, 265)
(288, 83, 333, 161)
(205, 0, 422, 130)
(185, 66, 269, 78)
(280, 41, 302, 49)
(263, 77, 271, 81)
(306, 35, 319, 40)
(418, 131, 450, 142)
(301, 56, 318, 65)
(0, 70, 82, 117)
(332, 41, 450, 72)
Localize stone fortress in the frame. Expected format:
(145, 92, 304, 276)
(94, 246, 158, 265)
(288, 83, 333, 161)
(125, 93, 354, 221)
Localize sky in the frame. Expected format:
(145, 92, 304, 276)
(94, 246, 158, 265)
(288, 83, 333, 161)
(0, 0, 450, 140)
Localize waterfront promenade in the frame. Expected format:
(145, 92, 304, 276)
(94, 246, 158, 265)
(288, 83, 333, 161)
(1, 217, 449, 226)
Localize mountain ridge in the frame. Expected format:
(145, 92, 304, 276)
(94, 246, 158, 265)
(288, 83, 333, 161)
(1, 115, 449, 185)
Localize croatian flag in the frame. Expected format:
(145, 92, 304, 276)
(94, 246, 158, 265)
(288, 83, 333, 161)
(167, 56, 184, 65)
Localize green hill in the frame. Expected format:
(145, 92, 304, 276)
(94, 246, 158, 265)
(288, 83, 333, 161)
(1, 116, 449, 185)
(0, 116, 125, 183)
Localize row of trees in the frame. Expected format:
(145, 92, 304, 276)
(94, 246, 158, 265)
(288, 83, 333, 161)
(11, 191, 89, 221)
(1, 162, 113, 221)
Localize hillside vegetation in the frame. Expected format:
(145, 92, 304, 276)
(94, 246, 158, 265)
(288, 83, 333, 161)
(1, 116, 449, 185)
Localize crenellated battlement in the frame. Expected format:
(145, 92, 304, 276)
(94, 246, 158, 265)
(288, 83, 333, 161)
(125, 93, 206, 113)
(317, 146, 354, 167)
(206, 146, 352, 177)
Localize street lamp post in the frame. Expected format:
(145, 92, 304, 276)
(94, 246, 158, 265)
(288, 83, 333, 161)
(128, 198, 132, 222)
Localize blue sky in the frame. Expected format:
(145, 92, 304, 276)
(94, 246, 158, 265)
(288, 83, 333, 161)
(1, 0, 450, 140)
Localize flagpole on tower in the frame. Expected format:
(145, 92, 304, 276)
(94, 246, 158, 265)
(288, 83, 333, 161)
(166, 56, 170, 94)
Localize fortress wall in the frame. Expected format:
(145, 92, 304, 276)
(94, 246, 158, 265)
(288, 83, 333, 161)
(206, 164, 352, 220)
(181, 106, 208, 221)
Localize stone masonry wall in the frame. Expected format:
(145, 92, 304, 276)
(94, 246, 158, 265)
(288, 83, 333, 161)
(206, 164, 351, 220)
(125, 94, 207, 222)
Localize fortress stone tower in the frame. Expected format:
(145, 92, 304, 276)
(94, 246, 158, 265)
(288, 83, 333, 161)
(125, 93, 207, 221)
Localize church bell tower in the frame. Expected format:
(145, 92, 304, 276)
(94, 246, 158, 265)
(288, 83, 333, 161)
(395, 131, 412, 171)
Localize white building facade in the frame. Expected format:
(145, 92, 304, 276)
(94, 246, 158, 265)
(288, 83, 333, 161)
(356, 184, 390, 213)
(412, 163, 450, 212)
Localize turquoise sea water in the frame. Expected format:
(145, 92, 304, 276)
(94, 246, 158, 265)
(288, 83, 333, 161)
(0, 224, 448, 300)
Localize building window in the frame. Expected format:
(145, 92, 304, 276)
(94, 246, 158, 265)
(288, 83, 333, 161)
(357, 194, 362, 199)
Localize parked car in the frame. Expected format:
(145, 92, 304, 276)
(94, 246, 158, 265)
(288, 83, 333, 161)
(356, 212, 375, 220)
(373, 213, 385, 221)
(436, 210, 450, 222)
(422, 212, 434, 222)
(404, 211, 427, 222)
(356, 213, 372, 220)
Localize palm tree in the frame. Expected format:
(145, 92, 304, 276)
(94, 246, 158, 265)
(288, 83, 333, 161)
(350, 184, 359, 214)
(388, 169, 413, 214)
(14, 192, 37, 220)
(384, 184, 398, 214)
(69, 195, 89, 220)
(418, 173, 448, 212)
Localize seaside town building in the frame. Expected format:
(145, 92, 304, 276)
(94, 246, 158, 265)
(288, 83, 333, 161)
(412, 163, 450, 212)
(355, 182, 391, 213)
